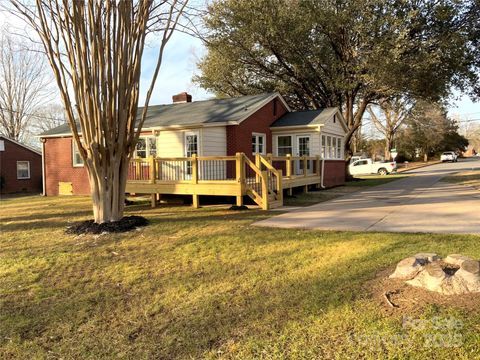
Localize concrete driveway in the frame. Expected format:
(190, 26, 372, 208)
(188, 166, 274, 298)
(253, 158, 480, 234)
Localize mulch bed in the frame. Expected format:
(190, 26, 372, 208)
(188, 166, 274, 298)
(66, 215, 149, 235)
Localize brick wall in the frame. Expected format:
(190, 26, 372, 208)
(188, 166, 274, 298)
(226, 98, 288, 160)
(323, 160, 346, 187)
(44, 137, 90, 195)
(0, 138, 42, 194)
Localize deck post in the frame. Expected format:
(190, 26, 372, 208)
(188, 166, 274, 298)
(191, 154, 198, 184)
(261, 170, 268, 210)
(151, 194, 156, 208)
(303, 156, 307, 177)
(192, 194, 200, 208)
(267, 153, 273, 165)
(277, 169, 283, 203)
(135, 159, 141, 180)
(255, 153, 261, 184)
(236, 153, 245, 205)
(149, 155, 156, 184)
(286, 154, 292, 178)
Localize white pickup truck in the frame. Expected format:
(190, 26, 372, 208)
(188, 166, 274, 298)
(349, 158, 397, 176)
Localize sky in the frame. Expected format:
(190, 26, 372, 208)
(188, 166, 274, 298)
(1, 11, 479, 121)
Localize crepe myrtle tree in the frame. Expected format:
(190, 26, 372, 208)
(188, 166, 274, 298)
(8, 0, 188, 223)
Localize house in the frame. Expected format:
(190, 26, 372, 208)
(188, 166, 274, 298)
(39, 92, 347, 208)
(0, 136, 42, 194)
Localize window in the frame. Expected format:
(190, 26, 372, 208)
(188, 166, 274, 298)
(327, 136, 332, 158)
(17, 161, 30, 179)
(252, 133, 266, 155)
(185, 132, 199, 176)
(321, 135, 326, 158)
(273, 99, 277, 116)
(277, 135, 292, 156)
(135, 136, 157, 159)
(355, 160, 368, 166)
(72, 140, 84, 167)
(322, 134, 343, 159)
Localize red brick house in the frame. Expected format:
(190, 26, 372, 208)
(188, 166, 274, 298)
(0, 136, 42, 194)
(40, 92, 347, 197)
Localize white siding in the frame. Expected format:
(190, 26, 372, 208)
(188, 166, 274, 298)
(201, 126, 227, 156)
(322, 111, 345, 136)
(156, 130, 184, 157)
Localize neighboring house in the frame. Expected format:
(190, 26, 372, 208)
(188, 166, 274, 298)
(462, 147, 477, 157)
(0, 136, 42, 194)
(39, 92, 347, 198)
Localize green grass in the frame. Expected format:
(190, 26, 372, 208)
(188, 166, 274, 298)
(285, 174, 409, 207)
(1, 195, 479, 359)
(443, 170, 480, 190)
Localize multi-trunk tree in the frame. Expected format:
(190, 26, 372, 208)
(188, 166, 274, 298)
(367, 98, 413, 160)
(9, 0, 187, 223)
(195, 0, 479, 157)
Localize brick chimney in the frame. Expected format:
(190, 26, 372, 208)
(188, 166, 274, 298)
(172, 92, 192, 104)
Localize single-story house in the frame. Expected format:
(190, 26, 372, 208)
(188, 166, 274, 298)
(0, 136, 42, 194)
(39, 92, 347, 198)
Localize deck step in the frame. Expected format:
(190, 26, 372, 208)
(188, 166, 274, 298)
(268, 200, 283, 209)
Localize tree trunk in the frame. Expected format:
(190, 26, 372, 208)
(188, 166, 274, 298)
(423, 152, 428, 162)
(86, 155, 129, 223)
(385, 134, 393, 161)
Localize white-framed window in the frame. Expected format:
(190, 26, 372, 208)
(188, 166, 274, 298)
(16, 161, 30, 179)
(72, 140, 84, 167)
(252, 133, 266, 155)
(135, 136, 157, 159)
(321, 135, 326, 158)
(336, 138, 342, 159)
(277, 135, 292, 156)
(185, 131, 199, 176)
(321, 134, 344, 159)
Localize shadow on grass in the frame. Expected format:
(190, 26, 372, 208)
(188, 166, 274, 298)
(0, 236, 404, 358)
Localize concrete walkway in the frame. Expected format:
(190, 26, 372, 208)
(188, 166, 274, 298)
(253, 158, 480, 234)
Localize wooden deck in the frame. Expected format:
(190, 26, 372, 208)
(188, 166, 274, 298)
(126, 153, 324, 210)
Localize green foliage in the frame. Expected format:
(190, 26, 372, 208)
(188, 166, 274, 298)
(196, 0, 479, 152)
(396, 101, 468, 160)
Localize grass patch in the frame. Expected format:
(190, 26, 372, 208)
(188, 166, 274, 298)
(443, 170, 480, 190)
(285, 174, 409, 207)
(1, 195, 479, 359)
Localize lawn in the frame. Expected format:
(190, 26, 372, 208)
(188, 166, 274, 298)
(285, 174, 409, 207)
(1, 195, 480, 359)
(443, 170, 480, 190)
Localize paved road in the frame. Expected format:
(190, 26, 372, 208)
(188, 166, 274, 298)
(253, 158, 480, 234)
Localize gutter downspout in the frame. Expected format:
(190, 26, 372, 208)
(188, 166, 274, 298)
(318, 125, 326, 188)
(41, 139, 46, 196)
(320, 154, 326, 189)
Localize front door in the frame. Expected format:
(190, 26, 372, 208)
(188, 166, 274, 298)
(296, 135, 310, 175)
(184, 131, 199, 179)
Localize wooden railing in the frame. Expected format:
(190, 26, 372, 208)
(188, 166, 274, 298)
(127, 153, 323, 209)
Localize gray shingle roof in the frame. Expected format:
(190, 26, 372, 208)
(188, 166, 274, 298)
(271, 108, 338, 127)
(40, 93, 278, 137)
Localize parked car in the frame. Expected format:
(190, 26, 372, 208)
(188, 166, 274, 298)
(440, 151, 458, 162)
(348, 158, 397, 176)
